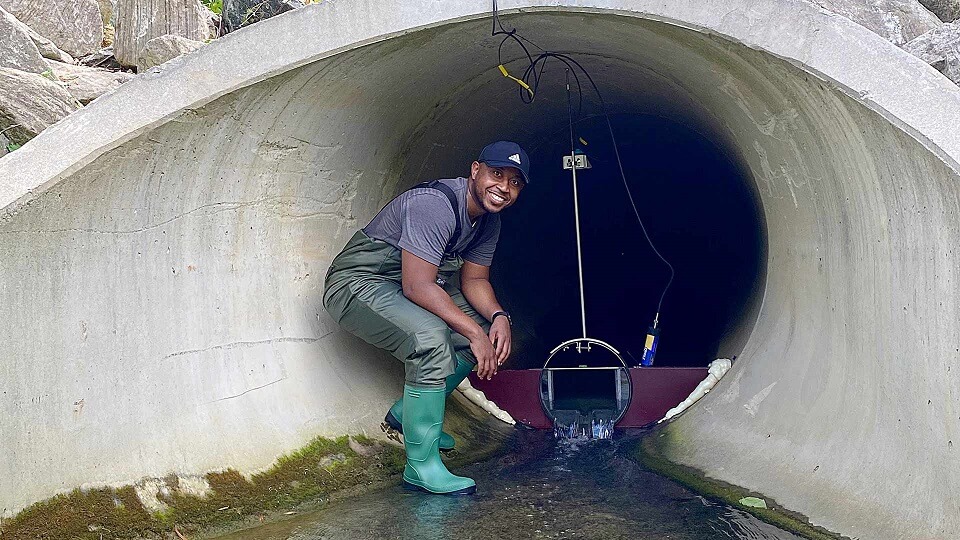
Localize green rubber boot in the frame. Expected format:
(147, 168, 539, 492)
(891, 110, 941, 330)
(385, 354, 474, 450)
(401, 385, 476, 495)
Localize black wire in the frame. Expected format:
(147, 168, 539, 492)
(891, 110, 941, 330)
(490, 0, 675, 316)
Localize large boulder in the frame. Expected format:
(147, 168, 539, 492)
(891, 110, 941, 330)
(919, 0, 960, 22)
(221, 0, 300, 33)
(45, 60, 134, 104)
(0, 6, 47, 73)
(0, 66, 79, 145)
(0, 0, 103, 57)
(114, 0, 209, 68)
(136, 33, 202, 71)
(813, 0, 942, 45)
(904, 21, 960, 84)
(17, 14, 75, 63)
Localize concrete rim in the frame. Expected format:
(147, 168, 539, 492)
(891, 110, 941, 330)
(3, 1, 960, 215)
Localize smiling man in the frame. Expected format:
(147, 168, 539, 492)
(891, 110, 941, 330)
(322, 141, 530, 495)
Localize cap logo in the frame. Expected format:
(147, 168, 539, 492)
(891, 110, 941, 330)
(508, 153, 521, 165)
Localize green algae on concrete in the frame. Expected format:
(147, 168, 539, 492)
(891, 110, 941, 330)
(0, 397, 512, 540)
(635, 428, 849, 540)
(0, 435, 405, 540)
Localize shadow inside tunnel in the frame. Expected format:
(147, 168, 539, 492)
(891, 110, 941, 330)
(491, 113, 765, 369)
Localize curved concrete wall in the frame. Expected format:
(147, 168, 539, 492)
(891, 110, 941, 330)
(2, 1, 959, 538)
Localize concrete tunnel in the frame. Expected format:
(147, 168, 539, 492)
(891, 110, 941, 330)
(2, 1, 960, 538)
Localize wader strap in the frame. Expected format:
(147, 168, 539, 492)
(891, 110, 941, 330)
(414, 181, 461, 256)
(411, 181, 487, 259)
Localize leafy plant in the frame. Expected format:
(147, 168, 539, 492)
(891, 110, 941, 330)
(5, 143, 21, 153)
(201, 0, 222, 14)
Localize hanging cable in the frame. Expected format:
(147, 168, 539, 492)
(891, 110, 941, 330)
(489, 1, 675, 319)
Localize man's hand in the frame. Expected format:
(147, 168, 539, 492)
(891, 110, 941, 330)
(489, 316, 512, 367)
(471, 332, 498, 380)
(461, 260, 512, 376)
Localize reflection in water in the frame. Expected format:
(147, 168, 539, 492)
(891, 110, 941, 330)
(218, 430, 800, 540)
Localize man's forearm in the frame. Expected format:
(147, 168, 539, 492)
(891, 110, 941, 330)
(403, 281, 486, 340)
(461, 277, 503, 322)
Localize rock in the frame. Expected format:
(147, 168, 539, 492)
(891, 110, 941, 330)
(136, 34, 202, 71)
(812, 0, 942, 45)
(79, 45, 121, 69)
(221, 0, 300, 34)
(1, 131, 13, 156)
(317, 453, 347, 469)
(0, 66, 79, 145)
(904, 22, 960, 84)
(348, 436, 376, 457)
(114, 0, 210, 68)
(202, 5, 219, 37)
(16, 15, 75, 63)
(919, 0, 960, 22)
(45, 60, 134, 104)
(0, 6, 47, 73)
(0, 0, 104, 57)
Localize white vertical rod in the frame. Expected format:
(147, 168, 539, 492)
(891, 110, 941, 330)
(566, 69, 588, 339)
(571, 154, 587, 339)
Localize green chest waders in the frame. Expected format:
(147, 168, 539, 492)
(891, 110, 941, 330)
(323, 231, 488, 388)
(323, 231, 490, 494)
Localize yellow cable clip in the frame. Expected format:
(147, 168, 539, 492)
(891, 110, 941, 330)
(498, 65, 534, 99)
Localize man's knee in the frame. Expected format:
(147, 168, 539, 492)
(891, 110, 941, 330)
(410, 324, 453, 352)
(404, 325, 457, 386)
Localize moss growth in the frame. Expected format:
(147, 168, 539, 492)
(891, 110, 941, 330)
(636, 431, 849, 540)
(0, 486, 153, 540)
(0, 435, 406, 540)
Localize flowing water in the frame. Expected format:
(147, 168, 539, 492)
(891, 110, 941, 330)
(218, 429, 801, 540)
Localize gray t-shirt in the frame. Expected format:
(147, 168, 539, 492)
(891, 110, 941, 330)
(362, 177, 501, 267)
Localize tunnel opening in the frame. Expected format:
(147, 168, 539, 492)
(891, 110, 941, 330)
(4, 2, 958, 533)
(491, 112, 766, 370)
(386, 14, 770, 424)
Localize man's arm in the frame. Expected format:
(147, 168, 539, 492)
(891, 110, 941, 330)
(401, 250, 499, 379)
(460, 261, 512, 366)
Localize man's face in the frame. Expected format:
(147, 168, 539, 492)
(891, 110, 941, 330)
(469, 161, 525, 214)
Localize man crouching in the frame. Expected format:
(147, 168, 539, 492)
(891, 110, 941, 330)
(322, 141, 530, 494)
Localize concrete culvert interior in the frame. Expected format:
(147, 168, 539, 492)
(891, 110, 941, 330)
(2, 2, 960, 539)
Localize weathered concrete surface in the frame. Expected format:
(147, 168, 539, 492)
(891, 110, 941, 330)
(813, 0, 942, 45)
(905, 21, 960, 84)
(1, 2, 960, 539)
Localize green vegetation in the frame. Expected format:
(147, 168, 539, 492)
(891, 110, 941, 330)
(5, 142, 21, 153)
(201, 0, 222, 15)
(635, 431, 849, 540)
(0, 435, 405, 540)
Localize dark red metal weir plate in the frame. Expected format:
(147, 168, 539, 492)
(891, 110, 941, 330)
(468, 367, 708, 429)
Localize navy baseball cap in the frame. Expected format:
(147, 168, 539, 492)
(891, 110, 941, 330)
(478, 141, 531, 185)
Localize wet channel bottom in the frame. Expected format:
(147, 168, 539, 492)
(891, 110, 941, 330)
(218, 430, 800, 540)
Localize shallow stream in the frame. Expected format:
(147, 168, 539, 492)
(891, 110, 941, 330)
(218, 430, 800, 540)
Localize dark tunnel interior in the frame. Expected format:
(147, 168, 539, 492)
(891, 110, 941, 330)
(490, 113, 766, 370)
